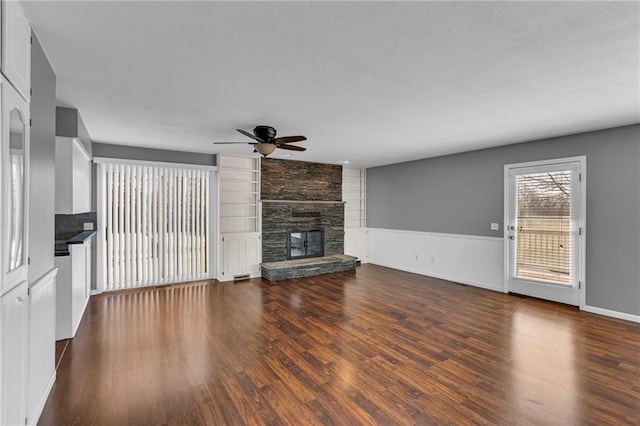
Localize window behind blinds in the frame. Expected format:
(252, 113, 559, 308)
(515, 170, 574, 285)
(101, 163, 210, 291)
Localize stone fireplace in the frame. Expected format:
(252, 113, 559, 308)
(260, 158, 356, 280)
(261, 158, 344, 263)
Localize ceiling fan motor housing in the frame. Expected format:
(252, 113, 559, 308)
(254, 125, 277, 142)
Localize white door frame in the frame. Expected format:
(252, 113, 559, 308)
(503, 156, 587, 308)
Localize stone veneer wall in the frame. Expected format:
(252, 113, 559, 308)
(261, 158, 342, 201)
(261, 158, 344, 262)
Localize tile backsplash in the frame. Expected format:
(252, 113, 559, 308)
(55, 212, 97, 240)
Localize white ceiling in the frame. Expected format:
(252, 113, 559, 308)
(23, 1, 639, 168)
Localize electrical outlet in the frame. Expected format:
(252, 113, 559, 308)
(490, 222, 500, 231)
(83, 222, 94, 231)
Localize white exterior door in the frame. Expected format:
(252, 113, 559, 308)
(504, 157, 586, 306)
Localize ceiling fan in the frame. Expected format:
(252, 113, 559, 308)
(213, 126, 307, 157)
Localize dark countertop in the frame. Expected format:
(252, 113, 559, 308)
(55, 230, 96, 256)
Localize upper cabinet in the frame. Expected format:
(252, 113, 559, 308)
(1, 0, 31, 101)
(1, 78, 30, 293)
(55, 137, 92, 214)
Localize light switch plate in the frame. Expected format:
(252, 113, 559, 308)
(490, 222, 499, 231)
(84, 222, 94, 231)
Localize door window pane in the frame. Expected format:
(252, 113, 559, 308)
(516, 171, 572, 284)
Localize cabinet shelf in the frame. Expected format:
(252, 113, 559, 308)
(221, 190, 259, 194)
(220, 179, 260, 184)
(219, 167, 259, 173)
(220, 202, 258, 206)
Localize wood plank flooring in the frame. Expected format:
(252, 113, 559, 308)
(39, 265, 640, 425)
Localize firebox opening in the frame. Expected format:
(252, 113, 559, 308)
(287, 228, 324, 260)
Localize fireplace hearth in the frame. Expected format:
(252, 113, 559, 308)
(287, 228, 324, 260)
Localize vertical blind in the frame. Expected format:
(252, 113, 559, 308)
(101, 163, 210, 291)
(515, 170, 574, 285)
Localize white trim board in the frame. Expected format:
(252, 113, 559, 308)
(366, 228, 504, 292)
(582, 305, 640, 324)
(93, 156, 218, 171)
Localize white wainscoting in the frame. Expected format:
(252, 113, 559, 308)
(366, 228, 504, 292)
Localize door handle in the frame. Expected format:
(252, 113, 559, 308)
(509, 236, 515, 240)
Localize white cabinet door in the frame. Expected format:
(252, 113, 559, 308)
(85, 240, 92, 298)
(72, 139, 91, 213)
(1, 0, 31, 101)
(344, 228, 367, 262)
(220, 232, 261, 280)
(28, 272, 56, 424)
(55, 137, 91, 214)
(1, 280, 28, 426)
(244, 233, 261, 275)
(55, 240, 91, 340)
(2, 79, 30, 293)
(221, 235, 243, 279)
(70, 244, 87, 335)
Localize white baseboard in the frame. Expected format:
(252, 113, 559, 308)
(581, 305, 640, 323)
(29, 370, 56, 426)
(367, 228, 504, 293)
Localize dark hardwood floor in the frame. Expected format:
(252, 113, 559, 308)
(40, 265, 640, 425)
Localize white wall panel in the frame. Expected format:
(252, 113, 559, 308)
(367, 228, 504, 292)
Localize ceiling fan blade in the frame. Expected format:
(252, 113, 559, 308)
(213, 142, 256, 145)
(277, 144, 306, 152)
(237, 128, 263, 142)
(274, 135, 307, 144)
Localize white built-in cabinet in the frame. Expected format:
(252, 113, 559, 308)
(55, 137, 92, 214)
(55, 237, 92, 340)
(1, 4, 55, 425)
(218, 154, 262, 281)
(1, 76, 31, 426)
(343, 167, 367, 262)
(2, 0, 31, 101)
(1, 55, 32, 426)
(221, 232, 261, 279)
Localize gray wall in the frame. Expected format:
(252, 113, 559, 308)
(55, 106, 93, 156)
(92, 143, 216, 166)
(55, 106, 76, 138)
(28, 34, 57, 283)
(367, 124, 640, 316)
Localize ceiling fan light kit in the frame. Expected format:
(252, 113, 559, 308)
(255, 143, 277, 156)
(213, 125, 307, 157)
